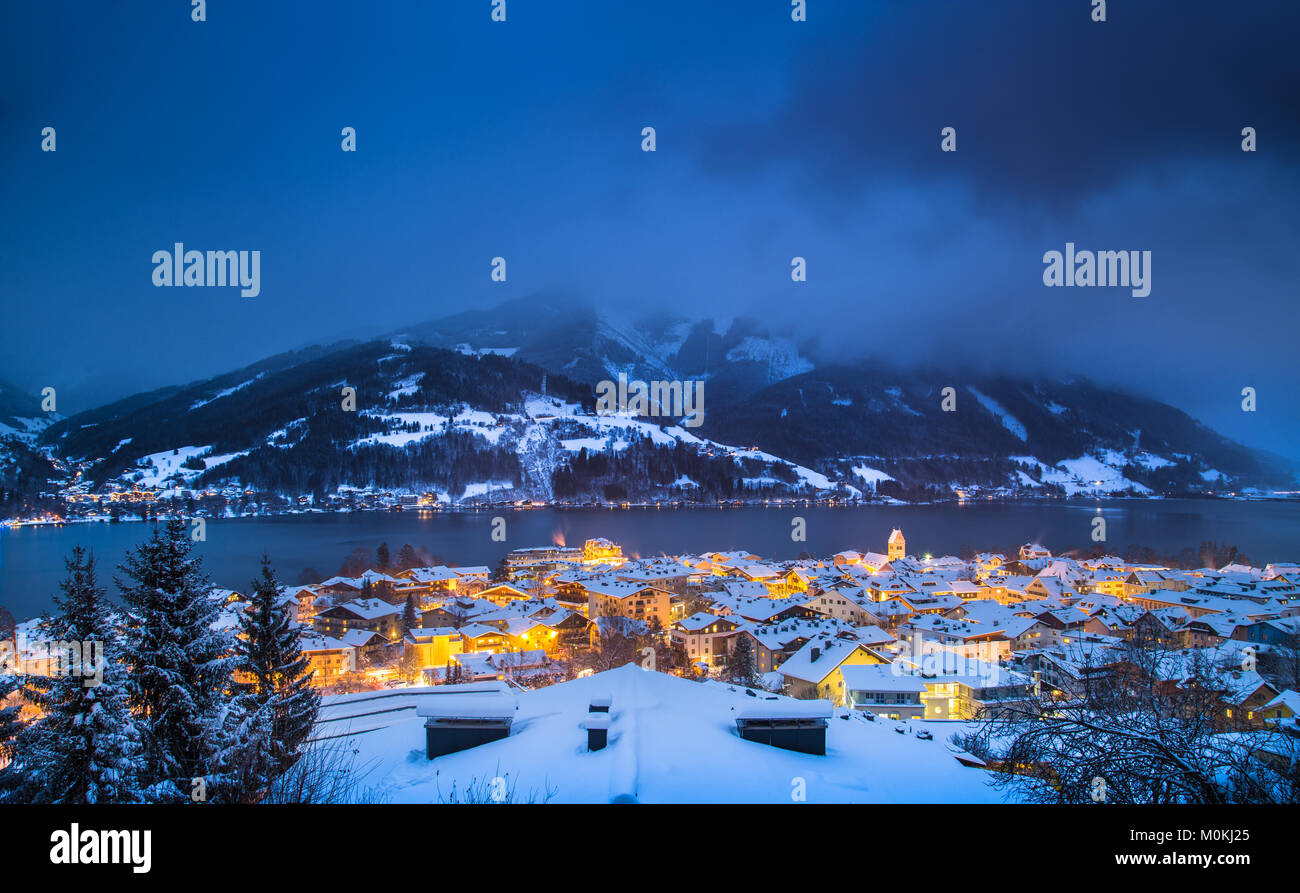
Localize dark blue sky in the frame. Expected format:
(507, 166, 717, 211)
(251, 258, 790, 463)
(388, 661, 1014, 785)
(2, 1, 1297, 457)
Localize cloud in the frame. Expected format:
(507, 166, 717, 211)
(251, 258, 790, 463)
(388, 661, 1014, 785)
(688, 0, 1300, 208)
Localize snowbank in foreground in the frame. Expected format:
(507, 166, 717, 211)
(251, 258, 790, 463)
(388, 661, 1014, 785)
(313, 665, 1008, 804)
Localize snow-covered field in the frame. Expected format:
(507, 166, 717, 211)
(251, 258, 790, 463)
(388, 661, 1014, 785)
(315, 665, 1007, 804)
(129, 445, 248, 486)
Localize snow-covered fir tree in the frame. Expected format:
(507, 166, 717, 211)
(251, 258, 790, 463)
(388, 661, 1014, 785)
(0, 671, 21, 776)
(232, 556, 319, 798)
(401, 594, 418, 638)
(117, 519, 237, 802)
(2, 547, 142, 803)
(726, 634, 759, 687)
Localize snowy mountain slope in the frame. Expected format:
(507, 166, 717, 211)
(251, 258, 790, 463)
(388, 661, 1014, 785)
(0, 380, 59, 506)
(0, 379, 58, 444)
(705, 365, 1296, 498)
(31, 311, 1297, 504)
(39, 341, 840, 503)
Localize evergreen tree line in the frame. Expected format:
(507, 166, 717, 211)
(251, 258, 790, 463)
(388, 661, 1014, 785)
(206, 428, 521, 496)
(0, 520, 319, 803)
(550, 440, 789, 502)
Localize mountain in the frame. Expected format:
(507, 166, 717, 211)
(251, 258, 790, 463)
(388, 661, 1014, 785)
(28, 301, 1298, 511)
(700, 364, 1296, 499)
(392, 296, 815, 407)
(0, 379, 51, 441)
(40, 338, 826, 505)
(0, 380, 59, 511)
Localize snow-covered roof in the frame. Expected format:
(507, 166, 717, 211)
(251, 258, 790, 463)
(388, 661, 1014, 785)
(324, 598, 400, 620)
(777, 637, 877, 684)
(839, 664, 929, 692)
(317, 665, 1002, 803)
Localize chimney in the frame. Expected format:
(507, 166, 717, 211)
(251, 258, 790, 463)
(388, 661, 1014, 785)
(810, 646, 821, 662)
(587, 714, 609, 751)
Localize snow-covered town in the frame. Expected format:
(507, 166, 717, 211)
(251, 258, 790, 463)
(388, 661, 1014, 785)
(4, 525, 1297, 804)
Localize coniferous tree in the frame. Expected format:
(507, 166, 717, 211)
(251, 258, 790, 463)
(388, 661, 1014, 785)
(376, 542, 391, 570)
(4, 547, 142, 803)
(397, 544, 419, 571)
(117, 520, 237, 802)
(0, 605, 15, 642)
(0, 672, 22, 787)
(0, 605, 19, 766)
(232, 556, 320, 799)
(401, 595, 418, 638)
(726, 634, 759, 687)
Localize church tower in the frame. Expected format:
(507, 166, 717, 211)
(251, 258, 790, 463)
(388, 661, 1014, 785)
(887, 528, 905, 561)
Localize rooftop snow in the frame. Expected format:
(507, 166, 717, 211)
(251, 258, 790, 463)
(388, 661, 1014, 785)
(322, 665, 1005, 803)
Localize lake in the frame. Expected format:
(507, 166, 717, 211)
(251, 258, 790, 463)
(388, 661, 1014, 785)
(2, 499, 1297, 621)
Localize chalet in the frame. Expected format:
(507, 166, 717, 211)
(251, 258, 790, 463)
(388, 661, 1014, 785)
(533, 608, 594, 654)
(616, 561, 700, 597)
(478, 582, 533, 607)
(777, 636, 886, 705)
(1232, 617, 1300, 648)
(452, 566, 492, 584)
(1260, 689, 1299, 725)
(981, 575, 1037, 604)
(803, 585, 875, 625)
(1124, 569, 1189, 597)
(339, 628, 390, 664)
(299, 633, 355, 685)
(974, 552, 1005, 575)
(315, 575, 366, 599)
(459, 623, 509, 655)
(1219, 673, 1281, 727)
(894, 592, 964, 616)
(501, 617, 556, 652)
(280, 584, 320, 623)
(901, 655, 1034, 720)
(670, 613, 740, 669)
(859, 552, 894, 573)
(840, 664, 928, 720)
(421, 597, 498, 628)
(868, 598, 914, 630)
(721, 580, 773, 600)
(584, 579, 672, 627)
(1026, 576, 1079, 602)
(489, 648, 558, 683)
(1131, 608, 1192, 647)
(505, 545, 583, 579)
(897, 614, 1016, 662)
(314, 598, 402, 641)
(699, 550, 763, 574)
(711, 592, 817, 624)
(1182, 614, 1248, 648)
(1019, 543, 1051, 561)
(396, 565, 462, 596)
